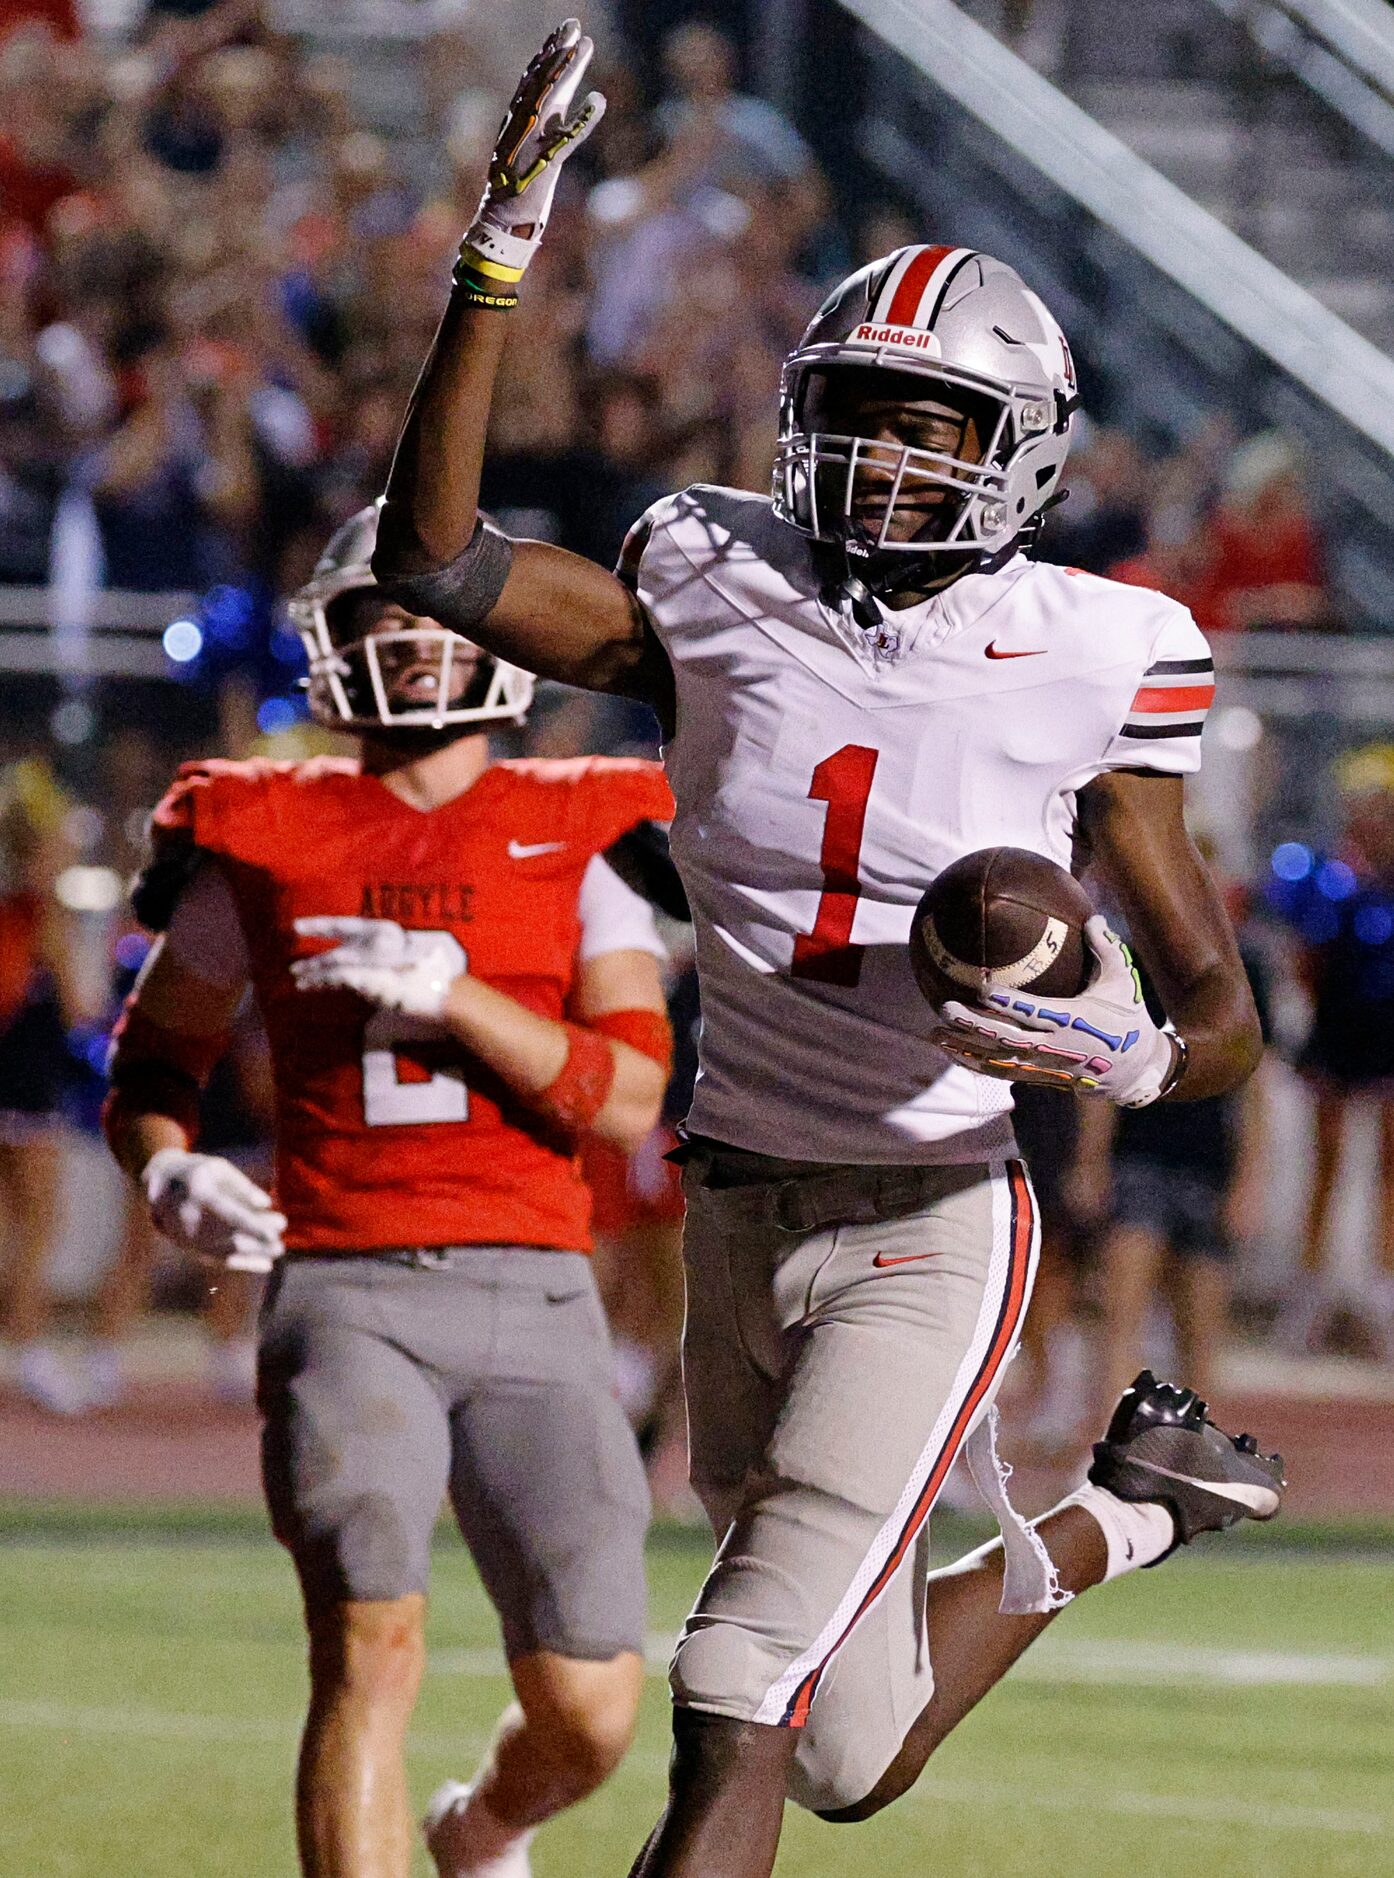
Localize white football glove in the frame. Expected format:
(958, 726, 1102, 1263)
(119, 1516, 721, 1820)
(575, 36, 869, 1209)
(457, 18, 605, 295)
(291, 917, 461, 1021)
(143, 1147, 286, 1274)
(929, 916, 1179, 1108)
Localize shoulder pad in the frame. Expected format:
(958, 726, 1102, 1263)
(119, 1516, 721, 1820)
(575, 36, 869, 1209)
(151, 759, 278, 852)
(498, 756, 674, 854)
(150, 756, 360, 867)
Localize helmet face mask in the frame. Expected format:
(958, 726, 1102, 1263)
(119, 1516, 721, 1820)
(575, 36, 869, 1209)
(289, 500, 535, 733)
(790, 365, 1011, 554)
(773, 245, 1077, 570)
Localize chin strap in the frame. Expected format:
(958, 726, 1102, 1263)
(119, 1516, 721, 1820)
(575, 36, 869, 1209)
(821, 544, 985, 635)
(820, 507, 1067, 643)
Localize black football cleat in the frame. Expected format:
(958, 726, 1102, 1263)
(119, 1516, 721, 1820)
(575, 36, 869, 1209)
(1088, 1370, 1286, 1561)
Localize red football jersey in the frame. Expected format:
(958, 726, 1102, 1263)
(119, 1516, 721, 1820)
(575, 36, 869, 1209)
(151, 755, 674, 1254)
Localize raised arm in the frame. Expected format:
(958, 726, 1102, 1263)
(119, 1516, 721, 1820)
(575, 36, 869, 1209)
(371, 21, 671, 707)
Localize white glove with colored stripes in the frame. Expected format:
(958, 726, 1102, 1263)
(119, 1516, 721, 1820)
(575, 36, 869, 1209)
(456, 19, 605, 302)
(144, 1148, 286, 1274)
(292, 917, 462, 1021)
(930, 916, 1180, 1107)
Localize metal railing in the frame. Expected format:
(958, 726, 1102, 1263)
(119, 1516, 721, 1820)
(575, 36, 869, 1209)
(1260, 0, 1394, 98)
(0, 587, 196, 680)
(1206, 0, 1394, 157)
(2, 577, 1390, 711)
(840, 0, 1394, 457)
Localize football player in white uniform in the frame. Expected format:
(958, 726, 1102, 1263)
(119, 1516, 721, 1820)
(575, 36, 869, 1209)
(366, 24, 1286, 1878)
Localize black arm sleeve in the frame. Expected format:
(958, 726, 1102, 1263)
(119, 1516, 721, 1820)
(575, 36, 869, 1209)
(370, 515, 514, 629)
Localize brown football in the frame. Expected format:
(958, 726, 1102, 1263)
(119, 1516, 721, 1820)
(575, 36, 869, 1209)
(910, 848, 1093, 1011)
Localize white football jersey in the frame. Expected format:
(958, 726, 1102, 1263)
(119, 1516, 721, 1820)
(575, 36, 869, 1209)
(634, 486, 1213, 1164)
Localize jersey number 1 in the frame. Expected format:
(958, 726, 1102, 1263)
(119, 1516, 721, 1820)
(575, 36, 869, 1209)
(362, 932, 470, 1126)
(791, 744, 879, 988)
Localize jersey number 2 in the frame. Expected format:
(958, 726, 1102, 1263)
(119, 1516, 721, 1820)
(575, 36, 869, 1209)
(362, 932, 470, 1126)
(791, 744, 879, 988)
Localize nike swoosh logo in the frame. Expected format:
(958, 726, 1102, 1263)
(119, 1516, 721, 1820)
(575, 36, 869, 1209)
(985, 642, 1046, 659)
(873, 1252, 934, 1268)
(507, 840, 567, 860)
(1126, 1456, 1281, 1513)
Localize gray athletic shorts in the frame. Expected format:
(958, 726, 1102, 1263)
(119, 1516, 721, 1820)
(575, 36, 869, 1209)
(257, 1247, 650, 1659)
(670, 1151, 1039, 1814)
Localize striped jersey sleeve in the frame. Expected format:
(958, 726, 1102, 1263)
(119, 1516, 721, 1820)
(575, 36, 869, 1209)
(1104, 605, 1215, 775)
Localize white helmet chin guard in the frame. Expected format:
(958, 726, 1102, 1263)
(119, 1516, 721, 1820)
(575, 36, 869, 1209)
(773, 245, 1079, 564)
(288, 499, 535, 732)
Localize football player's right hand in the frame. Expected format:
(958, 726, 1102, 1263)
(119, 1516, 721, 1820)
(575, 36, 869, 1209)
(143, 1148, 287, 1274)
(457, 18, 605, 294)
(930, 917, 1177, 1107)
(291, 916, 461, 1021)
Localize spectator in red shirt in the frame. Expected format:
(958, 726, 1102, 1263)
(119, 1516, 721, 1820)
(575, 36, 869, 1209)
(1205, 431, 1327, 630)
(1111, 430, 1328, 632)
(0, 31, 78, 243)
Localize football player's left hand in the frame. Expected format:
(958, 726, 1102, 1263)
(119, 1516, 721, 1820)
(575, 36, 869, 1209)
(930, 916, 1179, 1108)
(291, 917, 462, 1021)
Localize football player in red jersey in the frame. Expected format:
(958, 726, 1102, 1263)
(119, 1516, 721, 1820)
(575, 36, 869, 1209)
(104, 501, 676, 1878)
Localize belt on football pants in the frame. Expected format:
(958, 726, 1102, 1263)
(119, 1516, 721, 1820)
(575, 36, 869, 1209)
(683, 1139, 956, 1235)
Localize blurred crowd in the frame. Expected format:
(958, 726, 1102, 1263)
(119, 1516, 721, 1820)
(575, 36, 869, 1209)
(1, 0, 1332, 653)
(0, 2, 1382, 1491)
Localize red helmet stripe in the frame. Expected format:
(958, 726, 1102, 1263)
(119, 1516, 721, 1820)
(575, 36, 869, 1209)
(882, 243, 959, 326)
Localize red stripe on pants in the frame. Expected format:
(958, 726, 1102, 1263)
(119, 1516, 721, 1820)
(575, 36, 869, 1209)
(785, 1162, 1035, 1727)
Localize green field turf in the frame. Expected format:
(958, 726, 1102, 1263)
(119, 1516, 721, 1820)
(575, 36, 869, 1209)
(1, 1505, 1391, 1878)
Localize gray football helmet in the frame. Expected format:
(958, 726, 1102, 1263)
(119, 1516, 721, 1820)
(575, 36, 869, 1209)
(773, 244, 1079, 564)
(288, 500, 534, 731)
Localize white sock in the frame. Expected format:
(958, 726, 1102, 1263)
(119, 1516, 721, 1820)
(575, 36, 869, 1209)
(1054, 1480, 1177, 1582)
(427, 1781, 534, 1876)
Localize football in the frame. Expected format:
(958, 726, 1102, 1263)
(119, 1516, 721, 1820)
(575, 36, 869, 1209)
(910, 847, 1094, 1010)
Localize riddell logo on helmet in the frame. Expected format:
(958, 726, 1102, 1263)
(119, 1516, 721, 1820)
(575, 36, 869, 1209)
(851, 323, 942, 353)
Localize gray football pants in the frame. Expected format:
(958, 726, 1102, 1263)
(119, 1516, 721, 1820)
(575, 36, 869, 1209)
(670, 1156, 1038, 1812)
(257, 1248, 650, 1661)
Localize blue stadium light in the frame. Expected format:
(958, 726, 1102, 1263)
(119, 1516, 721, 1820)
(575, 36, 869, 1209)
(202, 583, 256, 647)
(1270, 842, 1313, 882)
(1315, 860, 1358, 901)
(256, 696, 300, 734)
(163, 618, 204, 663)
(270, 621, 305, 666)
(1354, 905, 1394, 946)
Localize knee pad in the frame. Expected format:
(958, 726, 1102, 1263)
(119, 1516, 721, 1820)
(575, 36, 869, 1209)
(668, 1616, 785, 1723)
(784, 1651, 912, 1816)
(785, 1731, 891, 1816)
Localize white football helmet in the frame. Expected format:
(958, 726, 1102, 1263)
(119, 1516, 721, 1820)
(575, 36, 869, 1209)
(773, 244, 1079, 565)
(288, 500, 535, 732)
